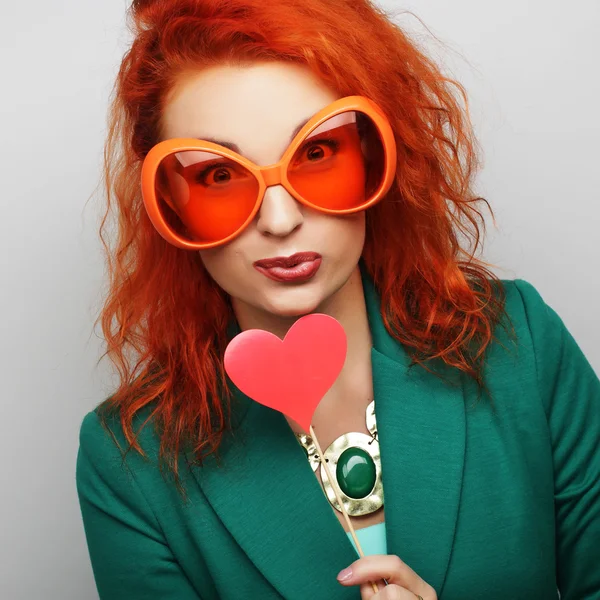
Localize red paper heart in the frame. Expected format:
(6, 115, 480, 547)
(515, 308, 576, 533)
(224, 313, 347, 431)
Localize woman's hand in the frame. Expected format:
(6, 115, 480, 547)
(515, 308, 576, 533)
(336, 554, 438, 599)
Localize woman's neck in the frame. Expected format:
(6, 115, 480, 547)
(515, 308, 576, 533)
(231, 265, 374, 431)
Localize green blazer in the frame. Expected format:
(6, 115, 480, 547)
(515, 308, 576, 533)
(76, 273, 600, 599)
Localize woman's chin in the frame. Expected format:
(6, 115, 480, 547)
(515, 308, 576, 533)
(261, 293, 324, 319)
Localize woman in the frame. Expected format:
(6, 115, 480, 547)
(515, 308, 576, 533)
(75, 0, 600, 598)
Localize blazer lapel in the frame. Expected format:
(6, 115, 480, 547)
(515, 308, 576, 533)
(189, 389, 361, 599)
(363, 269, 466, 595)
(189, 267, 466, 598)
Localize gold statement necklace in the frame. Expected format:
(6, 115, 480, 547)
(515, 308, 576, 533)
(294, 400, 384, 516)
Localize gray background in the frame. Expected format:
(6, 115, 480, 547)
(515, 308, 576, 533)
(1, 1, 598, 598)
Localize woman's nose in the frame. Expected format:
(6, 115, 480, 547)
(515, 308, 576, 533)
(255, 184, 304, 237)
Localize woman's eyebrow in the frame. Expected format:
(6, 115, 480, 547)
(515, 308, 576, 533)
(194, 116, 312, 154)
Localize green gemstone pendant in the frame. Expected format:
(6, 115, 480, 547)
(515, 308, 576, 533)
(336, 447, 377, 498)
(294, 400, 384, 516)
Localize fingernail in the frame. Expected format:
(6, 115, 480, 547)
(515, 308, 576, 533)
(337, 567, 353, 582)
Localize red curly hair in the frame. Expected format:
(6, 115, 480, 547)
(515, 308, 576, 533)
(96, 0, 512, 496)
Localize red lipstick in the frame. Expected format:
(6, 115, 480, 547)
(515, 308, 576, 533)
(253, 251, 322, 283)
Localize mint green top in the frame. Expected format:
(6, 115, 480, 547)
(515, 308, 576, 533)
(76, 272, 600, 599)
(347, 522, 387, 557)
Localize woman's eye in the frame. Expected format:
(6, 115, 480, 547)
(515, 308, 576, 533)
(206, 167, 231, 184)
(298, 138, 340, 163)
(307, 146, 326, 160)
(193, 162, 235, 186)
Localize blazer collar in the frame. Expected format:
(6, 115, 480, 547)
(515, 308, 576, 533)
(188, 266, 466, 598)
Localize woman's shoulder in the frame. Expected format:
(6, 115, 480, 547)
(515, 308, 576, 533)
(497, 277, 558, 327)
(489, 277, 572, 357)
(492, 277, 599, 410)
(494, 276, 588, 354)
(77, 398, 161, 479)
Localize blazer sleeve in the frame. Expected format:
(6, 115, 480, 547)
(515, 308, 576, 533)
(76, 410, 203, 600)
(514, 279, 600, 599)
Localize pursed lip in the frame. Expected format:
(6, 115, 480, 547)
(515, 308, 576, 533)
(253, 251, 322, 269)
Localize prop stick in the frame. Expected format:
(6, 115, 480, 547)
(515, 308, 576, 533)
(224, 313, 382, 594)
(308, 424, 372, 558)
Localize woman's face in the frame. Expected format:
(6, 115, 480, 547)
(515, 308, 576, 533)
(160, 61, 366, 325)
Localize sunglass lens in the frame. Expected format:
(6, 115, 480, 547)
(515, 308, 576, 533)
(154, 150, 259, 244)
(286, 110, 386, 211)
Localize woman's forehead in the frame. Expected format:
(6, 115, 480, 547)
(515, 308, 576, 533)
(160, 62, 340, 164)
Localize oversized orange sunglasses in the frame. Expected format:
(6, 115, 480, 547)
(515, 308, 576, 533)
(140, 95, 397, 250)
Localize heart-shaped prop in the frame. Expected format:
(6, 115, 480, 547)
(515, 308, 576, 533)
(223, 313, 347, 431)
